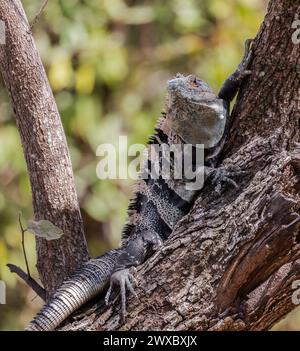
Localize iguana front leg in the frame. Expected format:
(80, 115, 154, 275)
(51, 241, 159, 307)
(218, 39, 253, 102)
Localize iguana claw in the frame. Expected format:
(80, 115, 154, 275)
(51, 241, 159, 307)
(105, 268, 138, 321)
(237, 39, 253, 78)
(210, 166, 248, 194)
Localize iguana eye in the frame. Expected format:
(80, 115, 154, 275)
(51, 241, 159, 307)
(191, 77, 198, 87)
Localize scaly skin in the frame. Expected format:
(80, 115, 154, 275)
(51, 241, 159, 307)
(26, 251, 119, 330)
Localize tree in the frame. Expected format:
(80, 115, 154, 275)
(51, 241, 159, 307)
(0, 0, 89, 299)
(0, 0, 300, 330)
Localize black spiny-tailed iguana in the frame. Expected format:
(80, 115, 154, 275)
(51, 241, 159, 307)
(26, 40, 252, 331)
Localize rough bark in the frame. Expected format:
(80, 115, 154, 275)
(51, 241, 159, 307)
(0, 0, 89, 297)
(61, 0, 300, 330)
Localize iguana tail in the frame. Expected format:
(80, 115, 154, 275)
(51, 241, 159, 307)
(26, 251, 119, 331)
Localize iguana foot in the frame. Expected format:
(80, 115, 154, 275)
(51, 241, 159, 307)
(235, 39, 253, 81)
(105, 268, 138, 321)
(210, 166, 247, 194)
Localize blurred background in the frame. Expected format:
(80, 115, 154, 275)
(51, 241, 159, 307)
(0, 0, 299, 330)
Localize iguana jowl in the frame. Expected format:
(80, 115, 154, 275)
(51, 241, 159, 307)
(26, 41, 252, 331)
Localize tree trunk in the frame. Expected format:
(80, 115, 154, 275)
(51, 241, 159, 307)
(0, 0, 89, 297)
(62, 0, 300, 330)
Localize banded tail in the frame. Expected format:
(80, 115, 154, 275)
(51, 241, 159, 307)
(26, 251, 119, 331)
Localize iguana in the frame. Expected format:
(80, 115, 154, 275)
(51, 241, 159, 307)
(26, 40, 253, 331)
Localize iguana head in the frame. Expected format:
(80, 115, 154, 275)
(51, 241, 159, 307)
(166, 74, 227, 148)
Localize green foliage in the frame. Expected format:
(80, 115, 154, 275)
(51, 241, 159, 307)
(5, 0, 298, 331)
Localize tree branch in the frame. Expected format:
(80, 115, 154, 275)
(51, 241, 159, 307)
(18, 212, 31, 279)
(0, 0, 89, 298)
(30, 0, 49, 30)
(61, 0, 300, 330)
(7, 264, 46, 301)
